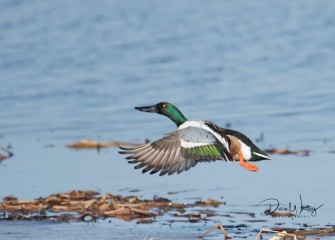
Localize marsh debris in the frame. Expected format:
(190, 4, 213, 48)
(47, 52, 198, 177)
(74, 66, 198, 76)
(0, 190, 223, 222)
(0, 190, 334, 239)
(167, 189, 196, 195)
(264, 148, 310, 156)
(257, 227, 335, 239)
(231, 211, 256, 218)
(198, 223, 232, 239)
(264, 210, 296, 218)
(67, 140, 142, 149)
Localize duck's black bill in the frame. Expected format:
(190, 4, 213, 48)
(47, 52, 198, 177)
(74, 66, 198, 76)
(135, 105, 157, 113)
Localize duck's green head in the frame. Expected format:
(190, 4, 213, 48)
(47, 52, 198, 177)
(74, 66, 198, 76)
(135, 102, 187, 127)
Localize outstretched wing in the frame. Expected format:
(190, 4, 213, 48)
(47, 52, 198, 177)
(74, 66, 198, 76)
(119, 126, 232, 176)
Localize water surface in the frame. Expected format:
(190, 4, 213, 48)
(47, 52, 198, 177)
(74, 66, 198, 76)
(1, 0, 335, 239)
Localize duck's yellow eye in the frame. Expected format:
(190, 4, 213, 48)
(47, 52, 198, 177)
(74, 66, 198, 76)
(162, 104, 167, 108)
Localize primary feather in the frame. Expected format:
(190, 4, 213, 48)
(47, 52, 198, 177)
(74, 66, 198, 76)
(119, 123, 233, 176)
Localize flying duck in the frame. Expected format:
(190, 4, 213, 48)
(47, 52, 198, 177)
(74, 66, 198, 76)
(119, 102, 271, 176)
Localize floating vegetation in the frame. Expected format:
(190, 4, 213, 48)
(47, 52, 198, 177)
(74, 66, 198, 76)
(0, 190, 334, 239)
(0, 190, 222, 222)
(256, 227, 335, 239)
(264, 210, 296, 218)
(66, 140, 142, 149)
(264, 148, 310, 156)
(199, 225, 335, 239)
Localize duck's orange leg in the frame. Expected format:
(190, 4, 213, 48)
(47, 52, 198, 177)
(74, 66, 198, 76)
(238, 150, 259, 172)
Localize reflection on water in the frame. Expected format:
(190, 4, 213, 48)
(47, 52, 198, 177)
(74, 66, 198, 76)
(1, 0, 335, 238)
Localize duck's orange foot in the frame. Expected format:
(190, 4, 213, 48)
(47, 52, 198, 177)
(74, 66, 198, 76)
(238, 151, 259, 172)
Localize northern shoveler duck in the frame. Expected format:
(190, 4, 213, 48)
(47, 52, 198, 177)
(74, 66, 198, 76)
(119, 102, 270, 176)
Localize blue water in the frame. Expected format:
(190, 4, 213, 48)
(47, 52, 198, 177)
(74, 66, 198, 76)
(1, 0, 335, 239)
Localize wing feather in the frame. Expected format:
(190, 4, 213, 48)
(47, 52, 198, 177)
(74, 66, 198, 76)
(149, 138, 174, 174)
(159, 141, 178, 176)
(119, 125, 232, 175)
(142, 140, 170, 173)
